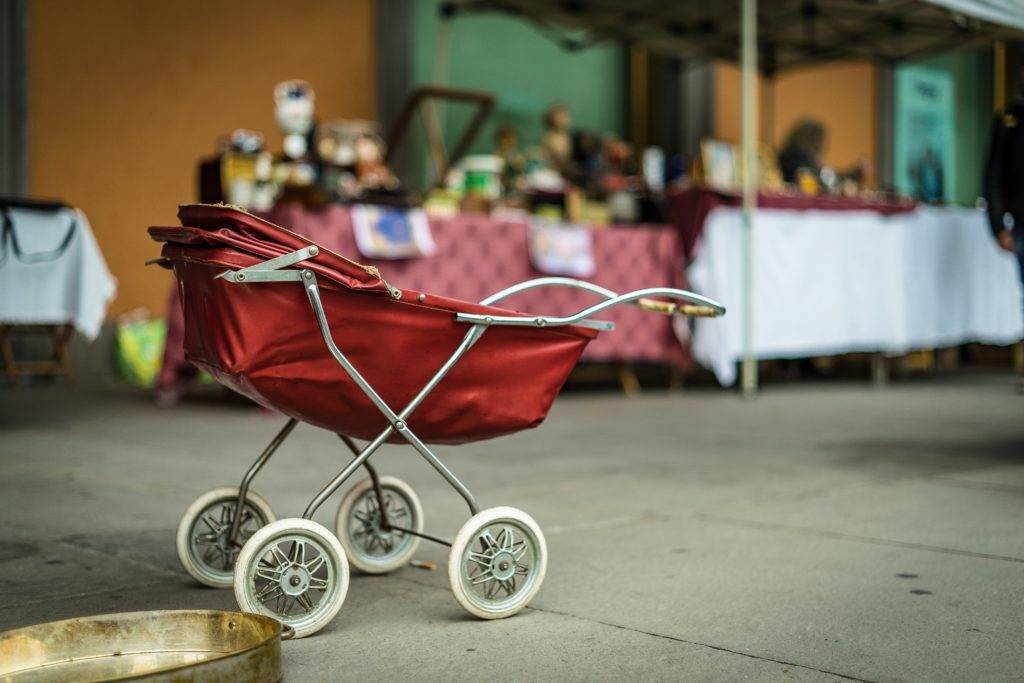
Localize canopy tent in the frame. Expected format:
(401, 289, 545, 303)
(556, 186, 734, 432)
(446, 0, 1024, 73)
(445, 0, 1024, 395)
(928, 1, 1024, 32)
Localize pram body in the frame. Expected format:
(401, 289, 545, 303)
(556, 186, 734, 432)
(153, 205, 724, 637)
(154, 205, 596, 444)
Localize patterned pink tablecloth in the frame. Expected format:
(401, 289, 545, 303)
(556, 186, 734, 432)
(156, 204, 688, 396)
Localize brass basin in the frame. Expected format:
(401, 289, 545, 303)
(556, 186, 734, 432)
(0, 610, 286, 682)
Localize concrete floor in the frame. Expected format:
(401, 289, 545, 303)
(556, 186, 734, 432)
(1, 375, 1023, 681)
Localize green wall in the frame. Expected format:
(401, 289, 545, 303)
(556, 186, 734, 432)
(409, 2, 625, 179)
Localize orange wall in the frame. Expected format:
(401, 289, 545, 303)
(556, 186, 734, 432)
(713, 61, 878, 187)
(29, 0, 376, 317)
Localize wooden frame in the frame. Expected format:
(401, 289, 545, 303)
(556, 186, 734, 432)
(384, 85, 495, 189)
(0, 323, 74, 381)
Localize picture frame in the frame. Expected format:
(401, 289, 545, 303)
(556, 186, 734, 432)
(699, 138, 738, 191)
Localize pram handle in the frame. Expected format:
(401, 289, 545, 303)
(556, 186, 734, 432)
(636, 298, 720, 317)
(480, 277, 619, 306)
(468, 277, 725, 329)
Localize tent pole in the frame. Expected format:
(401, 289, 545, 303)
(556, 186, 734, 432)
(740, 0, 758, 398)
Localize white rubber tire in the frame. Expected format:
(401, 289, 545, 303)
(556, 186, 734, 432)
(176, 486, 276, 588)
(233, 518, 349, 639)
(335, 476, 424, 574)
(448, 506, 547, 619)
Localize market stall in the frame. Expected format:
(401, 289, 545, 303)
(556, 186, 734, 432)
(448, 1, 1024, 397)
(156, 206, 688, 398)
(156, 73, 695, 400)
(155, 0, 1024, 399)
(681, 198, 1024, 385)
(0, 200, 116, 380)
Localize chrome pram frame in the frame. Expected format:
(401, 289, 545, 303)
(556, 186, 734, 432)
(176, 244, 725, 637)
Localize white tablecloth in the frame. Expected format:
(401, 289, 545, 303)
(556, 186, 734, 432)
(0, 207, 116, 340)
(688, 205, 1024, 386)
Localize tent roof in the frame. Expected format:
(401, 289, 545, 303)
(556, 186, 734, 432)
(927, 0, 1024, 31)
(447, 0, 1024, 72)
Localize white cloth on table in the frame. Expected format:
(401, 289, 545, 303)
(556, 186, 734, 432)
(0, 207, 116, 340)
(688, 205, 1024, 386)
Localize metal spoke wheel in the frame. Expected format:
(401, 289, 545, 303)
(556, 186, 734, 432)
(448, 506, 547, 619)
(176, 487, 275, 588)
(335, 476, 423, 574)
(233, 518, 349, 639)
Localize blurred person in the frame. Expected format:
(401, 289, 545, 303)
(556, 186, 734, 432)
(778, 120, 825, 184)
(541, 103, 573, 174)
(493, 124, 526, 192)
(983, 68, 1024, 391)
(984, 72, 1024, 292)
(778, 119, 867, 188)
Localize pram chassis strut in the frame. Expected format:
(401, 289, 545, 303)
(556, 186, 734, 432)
(227, 418, 297, 546)
(219, 248, 725, 551)
(339, 434, 453, 547)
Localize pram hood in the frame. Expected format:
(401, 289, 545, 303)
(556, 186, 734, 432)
(152, 204, 392, 296)
(151, 204, 597, 444)
(152, 204, 599, 337)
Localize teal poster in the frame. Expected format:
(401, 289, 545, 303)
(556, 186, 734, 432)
(894, 65, 955, 203)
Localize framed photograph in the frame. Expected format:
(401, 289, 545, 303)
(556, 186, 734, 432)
(351, 205, 436, 260)
(700, 139, 738, 191)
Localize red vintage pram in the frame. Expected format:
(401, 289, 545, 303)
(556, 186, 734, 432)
(152, 204, 724, 638)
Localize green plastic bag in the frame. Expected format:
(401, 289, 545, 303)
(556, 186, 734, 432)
(115, 317, 166, 388)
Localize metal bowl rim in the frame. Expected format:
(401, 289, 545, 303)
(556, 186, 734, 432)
(0, 609, 284, 681)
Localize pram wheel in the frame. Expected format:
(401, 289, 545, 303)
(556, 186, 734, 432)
(448, 507, 547, 619)
(233, 518, 349, 639)
(335, 476, 424, 574)
(176, 487, 276, 588)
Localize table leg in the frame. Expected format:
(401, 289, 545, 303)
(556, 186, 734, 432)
(1013, 342, 1024, 394)
(53, 324, 74, 381)
(668, 366, 683, 391)
(617, 363, 641, 396)
(937, 346, 960, 372)
(0, 325, 17, 382)
(0, 324, 75, 381)
(871, 352, 889, 388)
